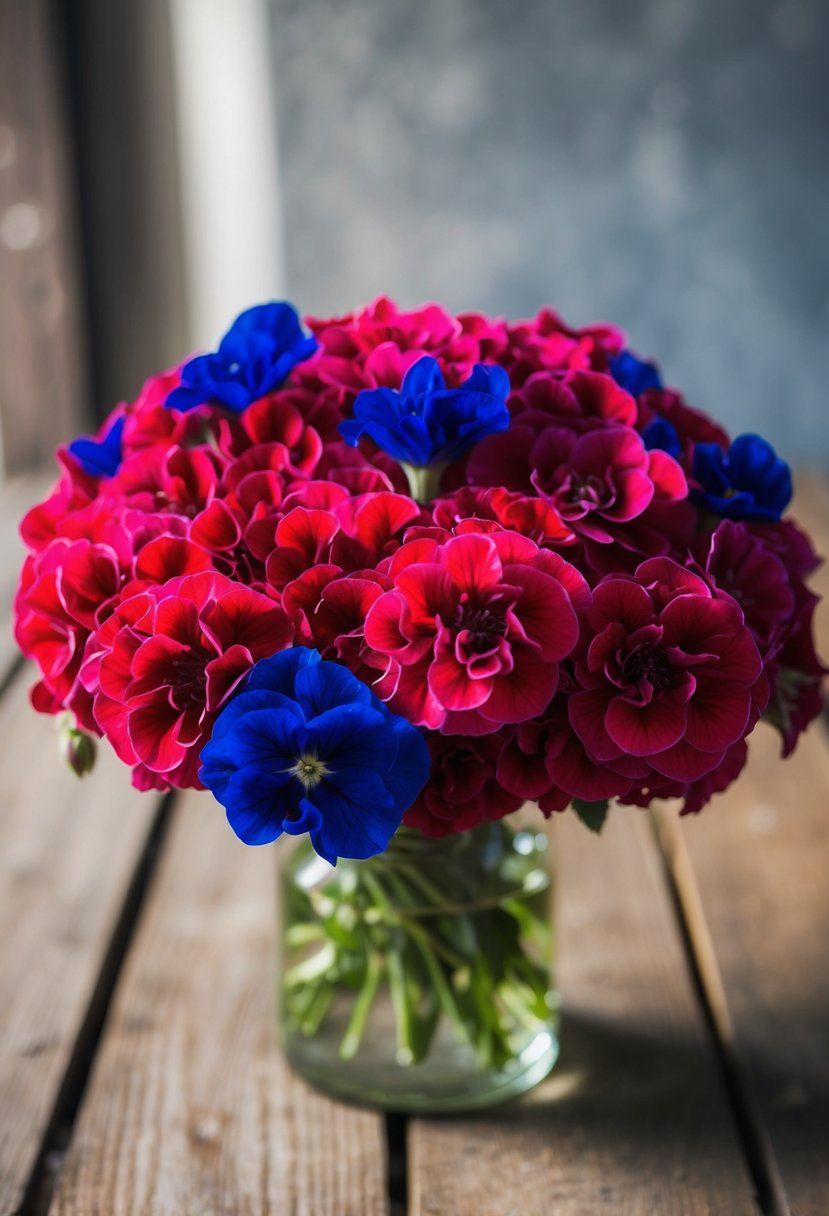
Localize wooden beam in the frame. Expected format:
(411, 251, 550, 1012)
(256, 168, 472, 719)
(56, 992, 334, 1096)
(0, 669, 164, 1215)
(50, 792, 390, 1216)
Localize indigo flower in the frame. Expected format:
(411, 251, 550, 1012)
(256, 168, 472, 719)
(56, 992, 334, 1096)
(692, 433, 792, 522)
(641, 417, 681, 459)
(68, 415, 125, 478)
(609, 349, 663, 397)
(199, 648, 430, 863)
(166, 302, 318, 413)
(339, 356, 511, 470)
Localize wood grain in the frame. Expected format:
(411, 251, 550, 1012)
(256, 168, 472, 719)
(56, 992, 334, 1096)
(409, 810, 756, 1215)
(0, 0, 90, 474)
(0, 668, 161, 1215)
(50, 792, 390, 1216)
(657, 721, 829, 1216)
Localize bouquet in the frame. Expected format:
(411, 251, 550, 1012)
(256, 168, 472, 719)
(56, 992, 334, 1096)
(14, 297, 824, 1109)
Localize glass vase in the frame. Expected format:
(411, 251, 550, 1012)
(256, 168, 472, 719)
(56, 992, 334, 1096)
(277, 819, 558, 1112)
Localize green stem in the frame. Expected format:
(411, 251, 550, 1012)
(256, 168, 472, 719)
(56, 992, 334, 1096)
(340, 951, 383, 1060)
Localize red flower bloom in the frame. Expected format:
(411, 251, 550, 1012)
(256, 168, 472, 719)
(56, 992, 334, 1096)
(81, 571, 293, 789)
(569, 558, 766, 783)
(530, 425, 687, 543)
(364, 530, 585, 733)
(404, 731, 522, 836)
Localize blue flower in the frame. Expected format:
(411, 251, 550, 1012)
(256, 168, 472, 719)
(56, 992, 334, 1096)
(166, 301, 318, 414)
(610, 349, 663, 397)
(641, 417, 681, 459)
(338, 355, 511, 468)
(199, 648, 431, 864)
(692, 433, 792, 522)
(67, 415, 125, 478)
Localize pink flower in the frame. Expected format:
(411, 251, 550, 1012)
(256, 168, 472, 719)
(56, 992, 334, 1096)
(502, 308, 625, 387)
(530, 425, 687, 543)
(81, 571, 293, 789)
(569, 558, 766, 782)
(364, 530, 586, 732)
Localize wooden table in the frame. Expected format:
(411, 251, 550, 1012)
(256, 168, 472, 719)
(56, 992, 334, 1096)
(2, 474, 828, 1216)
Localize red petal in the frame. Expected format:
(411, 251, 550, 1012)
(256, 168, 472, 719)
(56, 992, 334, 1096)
(442, 533, 502, 596)
(605, 695, 687, 757)
(481, 647, 559, 724)
(503, 564, 579, 661)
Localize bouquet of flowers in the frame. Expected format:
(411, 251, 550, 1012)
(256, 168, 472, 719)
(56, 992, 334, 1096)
(14, 297, 824, 1109)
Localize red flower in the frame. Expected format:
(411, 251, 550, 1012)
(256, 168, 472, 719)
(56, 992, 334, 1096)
(364, 530, 585, 733)
(569, 558, 766, 782)
(530, 425, 687, 542)
(404, 732, 522, 836)
(81, 571, 293, 789)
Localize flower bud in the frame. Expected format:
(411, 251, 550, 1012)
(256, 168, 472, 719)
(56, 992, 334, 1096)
(59, 726, 97, 777)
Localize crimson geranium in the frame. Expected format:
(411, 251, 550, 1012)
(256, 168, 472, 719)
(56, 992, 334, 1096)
(13, 296, 825, 854)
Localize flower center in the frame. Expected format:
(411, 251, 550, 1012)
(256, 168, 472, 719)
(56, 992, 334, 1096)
(565, 473, 608, 507)
(453, 603, 508, 653)
(620, 643, 675, 692)
(290, 753, 330, 790)
(170, 654, 207, 709)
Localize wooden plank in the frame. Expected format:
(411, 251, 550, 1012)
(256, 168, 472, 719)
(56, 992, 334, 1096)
(410, 810, 756, 1216)
(0, 667, 162, 1215)
(50, 791, 390, 1216)
(0, 471, 53, 683)
(0, 0, 90, 474)
(649, 474, 829, 1214)
(657, 720, 829, 1215)
(656, 730, 829, 1216)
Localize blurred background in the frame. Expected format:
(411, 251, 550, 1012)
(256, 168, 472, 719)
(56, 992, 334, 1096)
(1, 0, 827, 478)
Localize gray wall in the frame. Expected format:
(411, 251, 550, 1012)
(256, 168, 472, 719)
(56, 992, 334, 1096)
(270, 0, 829, 464)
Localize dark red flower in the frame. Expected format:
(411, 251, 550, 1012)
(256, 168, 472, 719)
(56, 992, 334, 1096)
(569, 558, 766, 783)
(404, 731, 522, 836)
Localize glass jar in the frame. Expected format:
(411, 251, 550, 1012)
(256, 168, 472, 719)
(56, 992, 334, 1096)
(277, 819, 558, 1112)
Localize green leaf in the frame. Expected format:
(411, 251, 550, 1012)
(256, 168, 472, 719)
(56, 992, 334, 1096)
(571, 798, 610, 834)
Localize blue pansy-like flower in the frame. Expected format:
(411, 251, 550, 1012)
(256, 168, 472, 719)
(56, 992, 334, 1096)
(199, 648, 430, 864)
(339, 355, 511, 469)
(610, 349, 663, 397)
(641, 417, 681, 459)
(692, 433, 792, 522)
(166, 301, 318, 414)
(68, 415, 125, 478)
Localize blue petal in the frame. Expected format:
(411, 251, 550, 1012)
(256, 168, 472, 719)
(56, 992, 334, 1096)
(382, 717, 431, 814)
(208, 688, 304, 744)
(231, 708, 306, 770)
(304, 703, 395, 771)
(340, 359, 511, 469)
(224, 767, 295, 845)
(165, 300, 317, 415)
(282, 798, 325, 845)
(243, 647, 320, 695)
(309, 767, 399, 860)
(610, 350, 663, 396)
(461, 363, 510, 399)
(68, 416, 125, 478)
(402, 356, 446, 400)
(294, 659, 372, 718)
(642, 418, 681, 458)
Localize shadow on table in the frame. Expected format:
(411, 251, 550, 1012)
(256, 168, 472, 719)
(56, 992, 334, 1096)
(418, 1010, 753, 1150)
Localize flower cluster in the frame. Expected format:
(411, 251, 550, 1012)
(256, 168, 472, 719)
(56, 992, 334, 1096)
(14, 297, 824, 859)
